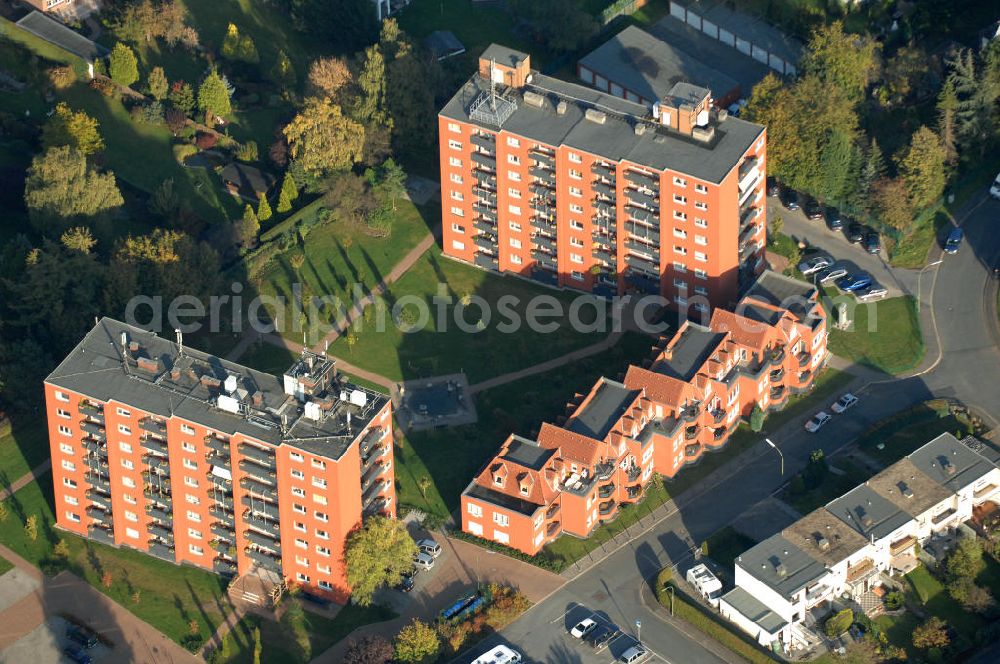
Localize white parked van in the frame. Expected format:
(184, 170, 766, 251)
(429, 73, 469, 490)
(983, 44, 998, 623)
(472, 645, 522, 664)
(686, 563, 723, 606)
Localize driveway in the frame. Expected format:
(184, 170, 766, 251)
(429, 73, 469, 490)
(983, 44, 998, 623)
(771, 198, 920, 298)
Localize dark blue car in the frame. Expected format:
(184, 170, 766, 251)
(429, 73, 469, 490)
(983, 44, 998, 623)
(944, 228, 963, 254)
(63, 644, 92, 664)
(836, 273, 873, 292)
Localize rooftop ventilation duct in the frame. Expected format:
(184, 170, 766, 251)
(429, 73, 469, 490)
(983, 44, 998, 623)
(523, 91, 544, 108)
(556, 100, 568, 115)
(585, 109, 607, 124)
(692, 125, 715, 143)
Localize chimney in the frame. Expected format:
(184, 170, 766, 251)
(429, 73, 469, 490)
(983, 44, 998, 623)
(584, 109, 607, 124)
(556, 100, 567, 115)
(523, 91, 544, 108)
(817, 536, 831, 552)
(775, 562, 787, 578)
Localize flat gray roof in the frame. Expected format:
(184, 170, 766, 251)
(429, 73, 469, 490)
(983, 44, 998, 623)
(440, 57, 764, 184)
(46, 318, 387, 459)
(743, 270, 818, 321)
(501, 435, 554, 471)
(567, 379, 639, 441)
(481, 44, 529, 69)
(866, 458, 953, 518)
(721, 587, 788, 634)
(674, 0, 803, 64)
(464, 482, 540, 516)
(655, 323, 725, 381)
(782, 507, 869, 568)
(16, 11, 107, 62)
(827, 484, 913, 542)
(578, 26, 739, 103)
(908, 433, 998, 492)
(736, 534, 827, 601)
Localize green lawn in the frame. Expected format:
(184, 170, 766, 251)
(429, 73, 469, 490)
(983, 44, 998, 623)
(0, 474, 231, 648)
(0, 419, 49, 487)
(784, 456, 870, 514)
(0, 553, 13, 577)
(905, 565, 983, 640)
(824, 289, 924, 375)
(0, 16, 87, 76)
(328, 248, 617, 384)
(255, 199, 433, 346)
(398, 0, 532, 63)
(704, 526, 756, 570)
(394, 331, 654, 520)
(889, 210, 947, 269)
(215, 602, 397, 664)
(856, 399, 974, 467)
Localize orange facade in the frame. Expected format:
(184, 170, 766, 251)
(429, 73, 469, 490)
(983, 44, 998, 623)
(440, 47, 766, 310)
(462, 272, 827, 555)
(47, 320, 394, 604)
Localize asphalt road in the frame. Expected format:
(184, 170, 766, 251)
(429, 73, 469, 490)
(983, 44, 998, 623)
(458, 190, 1000, 664)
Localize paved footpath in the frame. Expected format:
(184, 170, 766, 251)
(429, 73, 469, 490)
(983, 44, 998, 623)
(0, 459, 51, 502)
(0, 543, 198, 664)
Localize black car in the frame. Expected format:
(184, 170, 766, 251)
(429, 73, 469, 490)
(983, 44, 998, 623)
(781, 189, 800, 211)
(846, 222, 865, 243)
(394, 570, 416, 592)
(804, 198, 823, 220)
(766, 177, 781, 197)
(63, 645, 93, 664)
(66, 624, 99, 649)
(587, 627, 618, 650)
(864, 231, 881, 254)
(825, 208, 844, 231)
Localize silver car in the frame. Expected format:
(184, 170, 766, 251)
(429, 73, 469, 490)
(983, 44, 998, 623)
(818, 265, 848, 284)
(797, 254, 834, 275)
(856, 285, 888, 301)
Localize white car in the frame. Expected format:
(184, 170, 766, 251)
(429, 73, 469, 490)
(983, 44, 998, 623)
(570, 618, 597, 638)
(990, 172, 1000, 200)
(831, 393, 858, 414)
(797, 254, 834, 275)
(620, 646, 649, 663)
(804, 411, 831, 433)
(856, 285, 888, 302)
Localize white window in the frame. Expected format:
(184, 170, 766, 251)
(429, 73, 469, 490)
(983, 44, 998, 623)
(568, 152, 582, 163)
(508, 204, 521, 216)
(294, 522, 307, 532)
(316, 545, 331, 557)
(293, 504, 306, 514)
(569, 169, 582, 180)
(694, 235, 708, 246)
(570, 237, 584, 248)
(507, 154, 520, 165)
(125, 510, 138, 522)
(295, 538, 308, 549)
(296, 555, 309, 566)
(509, 221, 521, 232)
(292, 487, 306, 498)
(695, 268, 708, 280)
(57, 408, 70, 419)
(184, 476, 198, 488)
(296, 573, 310, 583)
(674, 279, 687, 289)
(448, 139, 462, 150)
(62, 477, 77, 489)
(448, 122, 461, 133)
(185, 494, 200, 505)
(673, 211, 687, 221)
(66, 511, 81, 523)
(187, 510, 200, 522)
(510, 238, 522, 249)
(65, 494, 79, 506)
(451, 190, 464, 201)
(450, 173, 463, 184)
(61, 459, 76, 472)
(673, 228, 687, 238)
(189, 544, 204, 556)
(694, 251, 708, 262)
(695, 201, 708, 210)
(291, 469, 305, 480)
(450, 206, 464, 218)
(493, 512, 509, 526)
(508, 187, 521, 199)
(494, 530, 510, 544)
(316, 529, 329, 540)
(506, 136, 520, 148)
(314, 494, 327, 506)
(695, 217, 707, 228)
(181, 441, 195, 453)
(116, 407, 131, 417)
(569, 203, 583, 213)
(571, 271, 585, 281)
(449, 157, 462, 167)
(468, 521, 483, 536)
(467, 503, 483, 518)
(673, 194, 686, 205)
(317, 564, 331, 574)
(570, 253, 583, 264)
(695, 184, 708, 193)
(570, 219, 584, 230)
(314, 511, 328, 522)
(674, 262, 687, 273)
(180, 424, 195, 435)
(188, 528, 202, 539)
(312, 477, 327, 489)
(695, 286, 709, 296)
(118, 424, 131, 435)
(55, 391, 69, 403)
(59, 442, 74, 455)
(451, 240, 465, 251)
(569, 186, 583, 198)
(451, 223, 464, 233)
(125, 527, 139, 539)
(674, 246, 687, 255)
(123, 493, 137, 505)
(673, 176, 687, 187)
(509, 170, 521, 182)
(59, 425, 72, 437)
(183, 458, 197, 470)
(122, 476, 136, 489)
(121, 459, 133, 470)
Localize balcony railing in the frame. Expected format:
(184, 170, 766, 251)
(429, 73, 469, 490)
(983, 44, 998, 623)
(890, 535, 917, 556)
(471, 152, 496, 169)
(88, 525, 114, 545)
(532, 234, 557, 253)
(86, 489, 112, 510)
(148, 522, 173, 539)
(545, 502, 561, 520)
(684, 425, 699, 441)
(85, 471, 110, 492)
(595, 462, 615, 481)
(238, 443, 276, 469)
(243, 511, 281, 536)
(242, 496, 280, 520)
(82, 437, 107, 455)
(140, 418, 167, 436)
(204, 435, 230, 455)
(210, 504, 235, 526)
(80, 420, 106, 438)
(363, 480, 389, 506)
(598, 483, 616, 499)
(86, 505, 111, 521)
(470, 133, 495, 150)
(146, 505, 172, 522)
(143, 455, 170, 475)
(599, 500, 617, 516)
(244, 546, 282, 573)
(239, 459, 277, 484)
(475, 253, 500, 271)
(680, 404, 701, 422)
(685, 442, 702, 457)
(78, 400, 104, 417)
(769, 368, 784, 383)
(709, 408, 725, 424)
(363, 495, 391, 517)
(846, 558, 877, 584)
(626, 465, 641, 483)
(531, 215, 557, 233)
(213, 558, 238, 576)
(240, 476, 278, 499)
(932, 507, 957, 525)
(244, 528, 281, 552)
(211, 521, 236, 539)
(141, 436, 168, 455)
(148, 541, 176, 561)
(796, 351, 811, 367)
(547, 521, 561, 537)
(361, 462, 389, 492)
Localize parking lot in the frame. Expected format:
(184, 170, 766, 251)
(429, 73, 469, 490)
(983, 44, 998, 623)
(0, 615, 112, 664)
(552, 606, 668, 664)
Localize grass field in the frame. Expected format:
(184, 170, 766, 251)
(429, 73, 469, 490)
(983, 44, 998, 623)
(855, 399, 974, 466)
(889, 210, 947, 269)
(0, 474, 230, 647)
(784, 456, 869, 514)
(397, 0, 532, 64)
(328, 248, 617, 384)
(0, 419, 49, 486)
(824, 290, 924, 375)
(0, 553, 12, 577)
(704, 526, 756, 570)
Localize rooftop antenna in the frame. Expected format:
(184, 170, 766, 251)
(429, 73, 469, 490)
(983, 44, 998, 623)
(489, 58, 499, 111)
(346, 411, 352, 433)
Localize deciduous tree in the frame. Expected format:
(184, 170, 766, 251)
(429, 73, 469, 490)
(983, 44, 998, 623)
(24, 146, 124, 234)
(344, 515, 418, 606)
(307, 55, 351, 98)
(61, 226, 97, 254)
(147, 66, 168, 101)
(378, 158, 406, 211)
(108, 42, 139, 87)
(42, 103, 104, 155)
(872, 178, 913, 231)
(355, 45, 389, 127)
(344, 634, 393, 664)
(393, 619, 440, 664)
(912, 616, 949, 650)
(283, 97, 364, 176)
(897, 126, 947, 210)
(801, 20, 878, 101)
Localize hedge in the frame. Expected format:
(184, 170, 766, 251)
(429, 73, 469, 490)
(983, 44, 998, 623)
(448, 530, 566, 573)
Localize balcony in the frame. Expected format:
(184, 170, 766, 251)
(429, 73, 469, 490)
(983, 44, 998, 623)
(846, 558, 877, 584)
(210, 504, 235, 526)
(473, 217, 498, 234)
(473, 233, 499, 252)
(472, 185, 497, 202)
(592, 248, 615, 264)
(87, 525, 114, 545)
(243, 511, 281, 536)
(471, 152, 496, 169)
(362, 444, 390, 472)
(143, 455, 170, 475)
(148, 522, 173, 539)
(712, 426, 727, 441)
(363, 479, 389, 506)
(532, 234, 557, 253)
(796, 351, 811, 367)
(624, 169, 658, 187)
(141, 436, 168, 455)
(363, 495, 390, 517)
(890, 535, 917, 556)
(624, 221, 659, 244)
(531, 215, 557, 233)
(769, 385, 787, 402)
(546, 521, 561, 537)
(86, 505, 111, 521)
(244, 546, 282, 573)
(474, 170, 497, 188)
(530, 146, 555, 160)
(211, 520, 235, 539)
(593, 181, 615, 198)
(529, 166, 555, 183)
(87, 459, 110, 474)
(140, 418, 167, 437)
(144, 484, 171, 501)
(624, 254, 659, 277)
(209, 491, 235, 509)
(545, 502, 561, 520)
(82, 437, 107, 455)
(85, 489, 112, 509)
(470, 133, 495, 150)
(624, 270, 659, 295)
(361, 462, 390, 492)
(146, 505, 172, 522)
(213, 558, 238, 576)
(531, 249, 557, 270)
(595, 462, 615, 481)
(80, 420, 106, 438)
(242, 496, 280, 520)
(78, 400, 104, 417)
(684, 425, 700, 441)
(240, 476, 278, 498)
(625, 189, 658, 210)
(680, 404, 701, 422)
(244, 529, 281, 552)
(238, 443, 276, 469)
(86, 471, 110, 491)
(598, 482, 616, 499)
(148, 541, 176, 561)
(238, 459, 277, 484)
(474, 253, 500, 271)
(685, 443, 702, 457)
(932, 507, 957, 525)
(204, 435, 230, 455)
(769, 368, 784, 383)
(205, 450, 230, 468)
(626, 465, 642, 483)
(599, 500, 617, 516)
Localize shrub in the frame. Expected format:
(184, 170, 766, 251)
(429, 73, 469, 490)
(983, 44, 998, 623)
(165, 107, 187, 134)
(195, 132, 218, 150)
(824, 608, 854, 637)
(449, 530, 565, 572)
(89, 77, 118, 98)
(884, 590, 904, 611)
(46, 66, 76, 90)
(131, 101, 164, 125)
(172, 143, 197, 164)
(236, 140, 259, 162)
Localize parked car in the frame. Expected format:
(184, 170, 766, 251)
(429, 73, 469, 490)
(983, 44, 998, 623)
(585, 626, 617, 649)
(414, 552, 435, 570)
(846, 222, 865, 243)
(66, 624, 99, 649)
(944, 227, 963, 255)
(620, 645, 650, 663)
(805, 412, 832, 433)
(825, 208, 844, 231)
(767, 177, 781, 197)
(818, 265, 849, 284)
(990, 171, 1000, 199)
(831, 393, 859, 414)
(570, 617, 598, 638)
(856, 285, 888, 301)
(63, 645, 92, 664)
(781, 188, 800, 211)
(417, 538, 442, 558)
(804, 198, 823, 220)
(836, 272, 873, 292)
(394, 569, 416, 592)
(797, 254, 834, 275)
(864, 231, 881, 254)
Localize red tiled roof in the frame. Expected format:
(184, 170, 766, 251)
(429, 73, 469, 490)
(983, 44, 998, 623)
(537, 422, 605, 467)
(710, 308, 773, 350)
(623, 365, 691, 407)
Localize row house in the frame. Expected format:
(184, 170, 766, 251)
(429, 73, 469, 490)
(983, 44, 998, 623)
(722, 433, 1000, 651)
(47, 318, 394, 605)
(461, 271, 827, 555)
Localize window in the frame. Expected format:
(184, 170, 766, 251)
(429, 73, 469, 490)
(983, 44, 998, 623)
(65, 494, 79, 506)
(467, 503, 482, 518)
(695, 201, 708, 211)
(57, 408, 70, 419)
(570, 237, 584, 248)
(567, 152, 582, 163)
(695, 184, 708, 193)
(449, 173, 463, 185)
(312, 477, 327, 489)
(58, 425, 72, 437)
(121, 459, 134, 470)
(570, 253, 583, 264)
(295, 555, 309, 566)
(125, 510, 138, 522)
(673, 176, 687, 187)
(507, 154, 520, 165)
(694, 268, 708, 280)
(185, 494, 200, 505)
(451, 223, 464, 233)
(123, 493, 137, 505)
(509, 170, 521, 182)
(448, 139, 462, 150)
(673, 228, 687, 239)
(316, 529, 329, 540)
(187, 510, 200, 522)
(569, 203, 583, 214)
(569, 186, 583, 198)
(450, 190, 464, 201)
(184, 476, 199, 488)
(188, 528, 202, 539)
(694, 235, 708, 246)
(316, 545, 331, 557)
(571, 271, 585, 281)
(694, 217, 707, 228)
(673, 246, 687, 255)
(62, 478, 77, 489)
(125, 527, 139, 539)
(450, 206, 464, 218)
(55, 391, 69, 403)
(295, 538, 308, 549)
(449, 156, 462, 167)
(673, 194, 686, 205)
(291, 469, 305, 480)
(293, 504, 306, 514)
(294, 522, 307, 532)
(181, 441, 195, 453)
(122, 476, 136, 488)
(494, 530, 510, 544)
(569, 169, 582, 180)
(180, 424, 195, 435)
(189, 544, 204, 556)
(292, 487, 305, 498)
(493, 512, 509, 526)
(674, 278, 688, 289)
(694, 251, 708, 263)
(314, 511, 328, 522)
(506, 136, 520, 147)
(451, 240, 465, 251)
(510, 238, 522, 249)
(509, 221, 521, 232)
(116, 407, 131, 417)
(183, 458, 197, 470)
(448, 122, 461, 133)
(508, 204, 521, 216)
(570, 219, 584, 231)
(118, 424, 131, 435)
(468, 521, 483, 536)
(317, 564, 331, 575)
(66, 511, 81, 523)
(673, 210, 687, 221)
(674, 262, 687, 273)
(59, 442, 74, 455)
(695, 286, 709, 296)
(61, 460, 76, 472)
(508, 187, 521, 199)
(296, 573, 310, 583)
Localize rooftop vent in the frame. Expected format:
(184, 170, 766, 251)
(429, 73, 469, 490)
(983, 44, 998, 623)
(634, 123, 646, 136)
(349, 389, 368, 407)
(899, 482, 914, 498)
(304, 401, 322, 421)
(691, 125, 715, 143)
(136, 357, 160, 373)
(775, 562, 787, 578)
(817, 536, 831, 551)
(585, 109, 607, 124)
(942, 458, 956, 475)
(861, 515, 874, 528)
(217, 394, 240, 414)
(523, 91, 544, 108)
(224, 374, 238, 394)
(717, 109, 729, 121)
(556, 100, 567, 115)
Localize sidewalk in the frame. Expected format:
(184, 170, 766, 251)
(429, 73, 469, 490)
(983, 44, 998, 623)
(0, 459, 51, 502)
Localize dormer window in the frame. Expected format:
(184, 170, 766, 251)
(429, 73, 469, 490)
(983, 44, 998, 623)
(494, 474, 504, 487)
(520, 484, 529, 495)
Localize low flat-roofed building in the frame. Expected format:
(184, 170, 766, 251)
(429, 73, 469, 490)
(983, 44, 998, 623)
(719, 586, 789, 647)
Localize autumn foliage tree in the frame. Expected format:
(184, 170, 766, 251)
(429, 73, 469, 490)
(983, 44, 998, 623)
(344, 515, 418, 606)
(912, 616, 949, 650)
(25, 146, 124, 234)
(308, 56, 351, 98)
(344, 634, 393, 664)
(283, 97, 364, 177)
(897, 126, 947, 211)
(393, 619, 441, 664)
(42, 103, 104, 155)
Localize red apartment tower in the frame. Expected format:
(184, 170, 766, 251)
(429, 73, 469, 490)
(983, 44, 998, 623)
(46, 319, 395, 604)
(439, 45, 767, 310)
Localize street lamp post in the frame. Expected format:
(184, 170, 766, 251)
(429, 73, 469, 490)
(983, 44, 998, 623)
(668, 586, 674, 616)
(765, 437, 784, 476)
(916, 259, 943, 312)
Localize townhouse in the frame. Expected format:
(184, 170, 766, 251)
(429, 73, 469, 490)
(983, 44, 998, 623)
(721, 433, 1000, 651)
(439, 44, 767, 310)
(46, 318, 395, 604)
(461, 270, 827, 555)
